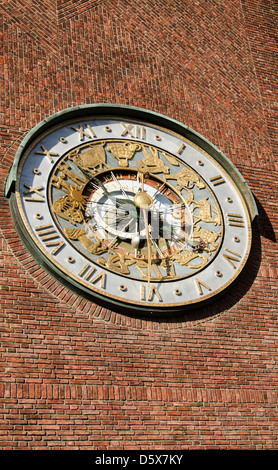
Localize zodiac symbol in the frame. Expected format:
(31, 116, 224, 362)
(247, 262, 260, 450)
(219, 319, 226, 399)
(98, 252, 135, 275)
(52, 194, 84, 225)
(64, 228, 107, 255)
(69, 142, 109, 175)
(137, 146, 170, 175)
(52, 161, 87, 191)
(192, 197, 221, 226)
(170, 249, 207, 269)
(192, 226, 221, 254)
(107, 142, 141, 167)
(166, 167, 206, 190)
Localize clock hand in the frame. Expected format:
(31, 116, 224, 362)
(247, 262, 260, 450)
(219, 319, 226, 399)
(131, 208, 140, 257)
(110, 171, 131, 200)
(143, 208, 152, 285)
(107, 217, 134, 247)
(71, 159, 136, 210)
(133, 174, 154, 281)
(139, 171, 144, 192)
(152, 183, 166, 199)
(138, 170, 150, 193)
(91, 175, 137, 211)
(150, 232, 164, 258)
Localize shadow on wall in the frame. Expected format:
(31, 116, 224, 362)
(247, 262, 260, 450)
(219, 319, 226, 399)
(254, 196, 276, 243)
(140, 208, 268, 324)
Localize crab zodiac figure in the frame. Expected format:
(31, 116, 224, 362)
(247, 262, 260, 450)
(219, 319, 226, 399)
(52, 187, 87, 226)
(166, 167, 206, 190)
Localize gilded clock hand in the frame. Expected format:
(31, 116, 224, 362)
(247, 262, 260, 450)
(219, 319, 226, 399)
(131, 209, 140, 257)
(138, 170, 151, 193)
(139, 171, 144, 192)
(143, 208, 152, 285)
(132, 173, 154, 282)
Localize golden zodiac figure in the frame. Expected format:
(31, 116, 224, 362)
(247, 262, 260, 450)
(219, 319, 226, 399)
(64, 228, 107, 255)
(170, 248, 207, 269)
(192, 226, 221, 254)
(107, 142, 141, 167)
(137, 146, 170, 175)
(52, 184, 88, 226)
(52, 161, 87, 191)
(97, 252, 135, 275)
(192, 197, 221, 226)
(69, 142, 109, 175)
(166, 167, 206, 190)
(53, 195, 84, 225)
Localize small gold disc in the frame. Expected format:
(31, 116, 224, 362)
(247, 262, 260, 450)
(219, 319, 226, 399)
(134, 192, 153, 209)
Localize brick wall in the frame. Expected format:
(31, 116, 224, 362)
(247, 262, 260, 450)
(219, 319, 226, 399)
(0, 0, 277, 450)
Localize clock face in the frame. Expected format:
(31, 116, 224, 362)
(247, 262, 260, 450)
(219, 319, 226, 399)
(8, 106, 253, 316)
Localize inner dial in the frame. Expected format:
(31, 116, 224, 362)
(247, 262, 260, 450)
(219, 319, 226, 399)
(49, 139, 223, 282)
(85, 168, 190, 260)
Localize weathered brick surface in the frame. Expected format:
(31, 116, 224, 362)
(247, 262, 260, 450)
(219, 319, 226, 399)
(0, 0, 277, 449)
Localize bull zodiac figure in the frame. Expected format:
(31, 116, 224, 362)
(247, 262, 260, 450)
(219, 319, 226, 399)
(69, 142, 109, 175)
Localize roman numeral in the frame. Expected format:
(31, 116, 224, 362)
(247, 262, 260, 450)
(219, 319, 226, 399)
(223, 248, 241, 268)
(35, 145, 58, 163)
(177, 143, 186, 155)
(71, 123, 97, 140)
(78, 263, 96, 280)
(35, 224, 65, 254)
(91, 272, 106, 289)
(210, 175, 225, 186)
(227, 213, 245, 227)
(121, 122, 146, 139)
(78, 263, 106, 288)
(24, 184, 45, 202)
(194, 278, 211, 295)
(140, 284, 162, 302)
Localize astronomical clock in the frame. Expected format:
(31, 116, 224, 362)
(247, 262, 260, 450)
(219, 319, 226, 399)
(5, 104, 257, 316)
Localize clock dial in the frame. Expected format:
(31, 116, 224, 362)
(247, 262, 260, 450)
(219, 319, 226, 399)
(7, 105, 254, 316)
(48, 141, 223, 285)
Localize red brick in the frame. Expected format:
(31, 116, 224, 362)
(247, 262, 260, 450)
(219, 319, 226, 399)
(0, 0, 277, 451)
